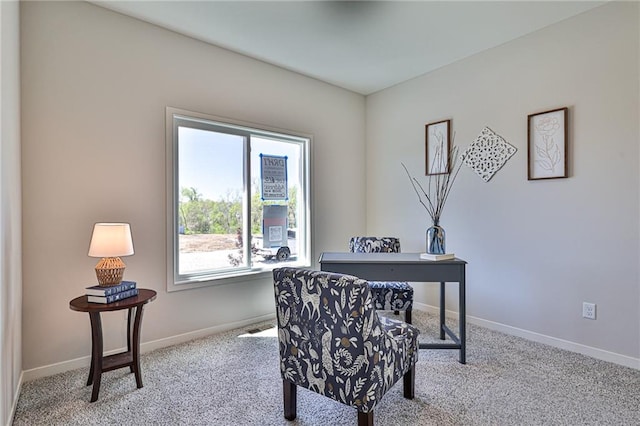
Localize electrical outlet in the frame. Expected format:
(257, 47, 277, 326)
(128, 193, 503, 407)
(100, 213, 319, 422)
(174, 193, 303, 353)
(582, 302, 596, 320)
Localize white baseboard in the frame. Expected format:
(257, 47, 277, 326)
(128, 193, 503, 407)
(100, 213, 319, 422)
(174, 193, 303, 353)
(414, 302, 640, 370)
(22, 313, 276, 382)
(6, 371, 23, 426)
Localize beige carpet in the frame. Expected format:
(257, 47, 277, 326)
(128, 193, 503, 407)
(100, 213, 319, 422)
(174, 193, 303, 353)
(13, 310, 640, 425)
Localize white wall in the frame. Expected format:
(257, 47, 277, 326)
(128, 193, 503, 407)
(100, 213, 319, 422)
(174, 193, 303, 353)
(0, 0, 23, 423)
(366, 2, 639, 364)
(20, 1, 365, 375)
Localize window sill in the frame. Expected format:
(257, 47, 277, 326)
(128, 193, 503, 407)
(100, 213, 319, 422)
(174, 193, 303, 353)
(167, 260, 311, 292)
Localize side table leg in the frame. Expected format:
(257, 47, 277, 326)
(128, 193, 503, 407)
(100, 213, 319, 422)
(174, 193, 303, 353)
(132, 305, 146, 388)
(439, 282, 446, 340)
(88, 312, 103, 402)
(87, 313, 95, 386)
(127, 307, 134, 373)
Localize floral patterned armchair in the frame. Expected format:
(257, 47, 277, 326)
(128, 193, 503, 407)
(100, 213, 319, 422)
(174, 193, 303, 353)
(273, 267, 419, 425)
(349, 236, 414, 323)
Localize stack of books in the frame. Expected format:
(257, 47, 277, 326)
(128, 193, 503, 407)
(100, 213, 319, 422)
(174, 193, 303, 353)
(85, 280, 138, 304)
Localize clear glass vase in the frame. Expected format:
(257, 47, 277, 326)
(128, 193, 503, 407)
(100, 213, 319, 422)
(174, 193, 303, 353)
(426, 223, 445, 254)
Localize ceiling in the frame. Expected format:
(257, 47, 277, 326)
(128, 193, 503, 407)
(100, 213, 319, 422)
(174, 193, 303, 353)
(92, 1, 605, 95)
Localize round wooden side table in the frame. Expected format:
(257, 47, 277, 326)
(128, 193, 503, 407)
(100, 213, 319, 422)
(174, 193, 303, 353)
(69, 288, 157, 402)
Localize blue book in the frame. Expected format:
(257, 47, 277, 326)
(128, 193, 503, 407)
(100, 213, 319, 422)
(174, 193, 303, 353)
(85, 280, 136, 297)
(87, 288, 139, 304)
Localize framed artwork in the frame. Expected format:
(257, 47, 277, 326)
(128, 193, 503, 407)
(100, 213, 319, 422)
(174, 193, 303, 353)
(527, 107, 568, 180)
(425, 119, 451, 175)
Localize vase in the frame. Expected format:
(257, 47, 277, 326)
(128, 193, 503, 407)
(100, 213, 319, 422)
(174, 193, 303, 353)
(426, 223, 445, 254)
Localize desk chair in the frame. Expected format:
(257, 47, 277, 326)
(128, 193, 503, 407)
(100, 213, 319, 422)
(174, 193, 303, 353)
(349, 236, 413, 324)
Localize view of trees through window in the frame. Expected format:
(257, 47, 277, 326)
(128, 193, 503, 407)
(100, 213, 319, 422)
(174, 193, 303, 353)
(178, 184, 298, 236)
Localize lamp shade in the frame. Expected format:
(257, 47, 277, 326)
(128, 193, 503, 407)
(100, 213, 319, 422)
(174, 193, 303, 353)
(88, 223, 134, 258)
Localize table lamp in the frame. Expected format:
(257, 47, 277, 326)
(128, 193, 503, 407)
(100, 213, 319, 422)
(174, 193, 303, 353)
(88, 222, 134, 286)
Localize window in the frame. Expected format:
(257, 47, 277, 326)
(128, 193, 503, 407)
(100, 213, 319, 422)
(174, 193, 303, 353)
(166, 107, 311, 290)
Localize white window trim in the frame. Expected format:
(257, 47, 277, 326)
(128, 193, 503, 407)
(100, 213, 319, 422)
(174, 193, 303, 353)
(165, 107, 312, 292)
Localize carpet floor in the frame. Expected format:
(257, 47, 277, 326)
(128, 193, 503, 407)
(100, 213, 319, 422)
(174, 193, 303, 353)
(13, 310, 640, 425)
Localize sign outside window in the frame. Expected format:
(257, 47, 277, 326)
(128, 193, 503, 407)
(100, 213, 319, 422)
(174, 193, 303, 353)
(260, 154, 288, 200)
(262, 205, 287, 248)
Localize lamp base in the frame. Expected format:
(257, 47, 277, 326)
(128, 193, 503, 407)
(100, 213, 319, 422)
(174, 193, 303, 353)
(95, 257, 126, 286)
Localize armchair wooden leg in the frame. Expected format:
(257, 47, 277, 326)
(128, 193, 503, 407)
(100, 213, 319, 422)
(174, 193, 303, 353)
(283, 380, 297, 420)
(405, 308, 412, 324)
(358, 410, 373, 426)
(403, 366, 415, 399)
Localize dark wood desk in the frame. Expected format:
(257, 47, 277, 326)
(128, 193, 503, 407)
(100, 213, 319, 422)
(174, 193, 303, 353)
(319, 252, 467, 364)
(69, 288, 157, 402)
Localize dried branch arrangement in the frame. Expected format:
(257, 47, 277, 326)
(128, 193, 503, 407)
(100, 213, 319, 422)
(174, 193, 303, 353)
(402, 143, 463, 225)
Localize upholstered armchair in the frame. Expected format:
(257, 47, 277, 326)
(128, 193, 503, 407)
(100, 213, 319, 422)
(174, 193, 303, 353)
(349, 236, 414, 323)
(273, 267, 419, 425)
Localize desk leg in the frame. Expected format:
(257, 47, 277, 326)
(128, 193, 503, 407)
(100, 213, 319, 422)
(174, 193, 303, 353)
(439, 282, 446, 340)
(132, 305, 146, 388)
(459, 272, 466, 364)
(88, 312, 103, 402)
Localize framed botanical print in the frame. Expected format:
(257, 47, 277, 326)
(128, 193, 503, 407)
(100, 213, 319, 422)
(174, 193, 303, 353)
(528, 107, 568, 180)
(426, 119, 451, 175)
